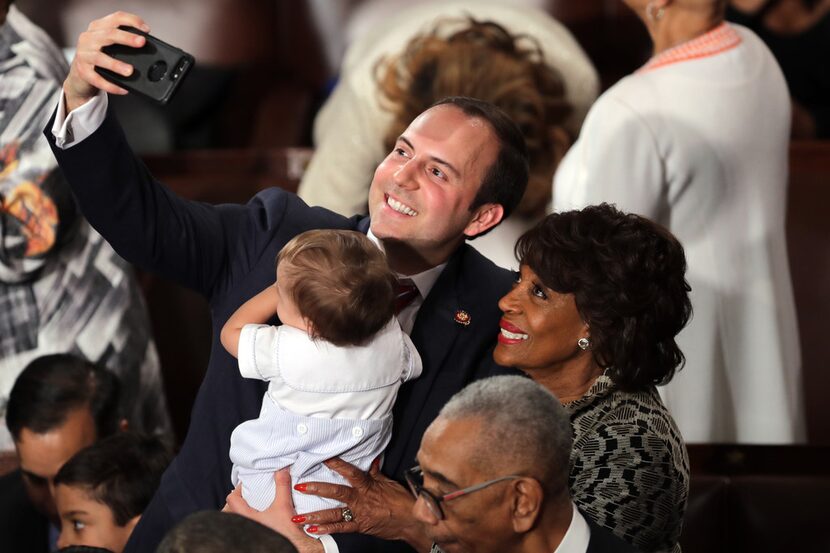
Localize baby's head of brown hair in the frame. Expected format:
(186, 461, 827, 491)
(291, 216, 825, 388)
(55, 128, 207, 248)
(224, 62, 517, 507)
(276, 230, 396, 346)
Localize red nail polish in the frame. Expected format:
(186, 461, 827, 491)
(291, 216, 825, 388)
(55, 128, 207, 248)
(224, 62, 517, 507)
(291, 515, 306, 523)
(294, 483, 307, 492)
(307, 525, 318, 533)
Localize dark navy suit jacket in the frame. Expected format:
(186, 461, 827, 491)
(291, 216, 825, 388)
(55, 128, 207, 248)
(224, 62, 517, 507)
(0, 471, 50, 553)
(47, 111, 517, 553)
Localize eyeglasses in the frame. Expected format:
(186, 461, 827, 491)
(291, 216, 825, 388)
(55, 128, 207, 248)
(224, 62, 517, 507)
(404, 464, 521, 520)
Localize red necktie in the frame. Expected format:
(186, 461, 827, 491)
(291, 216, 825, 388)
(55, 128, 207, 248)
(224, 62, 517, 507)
(395, 279, 419, 314)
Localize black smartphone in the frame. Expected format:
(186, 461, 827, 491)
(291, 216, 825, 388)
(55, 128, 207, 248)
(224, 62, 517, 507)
(95, 26, 194, 105)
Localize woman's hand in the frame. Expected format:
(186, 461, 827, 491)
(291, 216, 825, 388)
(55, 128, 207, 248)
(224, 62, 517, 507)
(64, 11, 150, 111)
(293, 457, 430, 550)
(225, 469, 323, 553)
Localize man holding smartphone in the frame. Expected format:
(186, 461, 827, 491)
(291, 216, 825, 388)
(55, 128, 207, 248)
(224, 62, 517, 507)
(47, 11, 526, 553)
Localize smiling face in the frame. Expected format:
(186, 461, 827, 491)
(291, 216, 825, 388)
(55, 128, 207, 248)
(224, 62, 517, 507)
(55, 484, 137, 553)
(413, 416, 519, 553)
(368, 104, 504, 272)
(494, 264, 590, 376)
(15, 407, 98, 525)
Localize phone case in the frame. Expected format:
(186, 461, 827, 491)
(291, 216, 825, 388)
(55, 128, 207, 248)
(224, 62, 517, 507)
(95, 26, 194, 105)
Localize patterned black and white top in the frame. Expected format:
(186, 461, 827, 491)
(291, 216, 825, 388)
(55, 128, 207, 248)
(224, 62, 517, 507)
(0, 6, 171, 449)
(566, 374, 689, 553)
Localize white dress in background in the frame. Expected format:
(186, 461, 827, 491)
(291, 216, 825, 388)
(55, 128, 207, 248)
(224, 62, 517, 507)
(553, 23, 803, 444)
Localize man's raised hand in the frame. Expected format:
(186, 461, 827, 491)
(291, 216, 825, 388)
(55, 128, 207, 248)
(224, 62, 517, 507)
(64, 11, 150, 112)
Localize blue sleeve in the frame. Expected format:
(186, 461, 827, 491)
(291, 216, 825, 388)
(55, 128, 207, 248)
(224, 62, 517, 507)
(45, 108, 295, 298)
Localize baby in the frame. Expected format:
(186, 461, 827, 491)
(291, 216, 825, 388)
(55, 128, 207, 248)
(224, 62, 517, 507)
(54, 432, 173, 553)
(220, 229, 422, 516)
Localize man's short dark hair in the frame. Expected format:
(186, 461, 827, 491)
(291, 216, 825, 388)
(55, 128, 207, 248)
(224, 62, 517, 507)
(54, 432, 172, 526)
(6, 354, 122, 441)
(432, 96, 529, 222)
(157, 511, 298, 553)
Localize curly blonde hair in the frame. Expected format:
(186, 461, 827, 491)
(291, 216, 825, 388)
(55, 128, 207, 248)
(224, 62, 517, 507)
(376, 17, 572, 216)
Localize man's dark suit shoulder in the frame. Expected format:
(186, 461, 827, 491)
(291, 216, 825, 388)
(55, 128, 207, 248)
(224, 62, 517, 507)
(0, 470, 49, 553)
(456, 242, 515, 293)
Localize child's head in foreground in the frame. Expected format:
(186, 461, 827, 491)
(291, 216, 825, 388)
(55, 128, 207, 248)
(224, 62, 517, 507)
(54, 432, 173, 553)
(275, 229, 396, 346)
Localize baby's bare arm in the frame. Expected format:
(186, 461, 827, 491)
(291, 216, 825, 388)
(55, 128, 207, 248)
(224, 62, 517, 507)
(220, 285, 281, 358)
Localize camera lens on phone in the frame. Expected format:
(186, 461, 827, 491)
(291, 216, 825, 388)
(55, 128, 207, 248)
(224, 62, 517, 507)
(148, 61, 168, 82)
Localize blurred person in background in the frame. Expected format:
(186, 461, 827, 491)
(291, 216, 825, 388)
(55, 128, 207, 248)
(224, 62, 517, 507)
(307, 0, 558, 73)
(553, 0, 803, 444)
(727, 0, 830, 138)
(0, 0, 171, 455)
(0, 354, 125, 553)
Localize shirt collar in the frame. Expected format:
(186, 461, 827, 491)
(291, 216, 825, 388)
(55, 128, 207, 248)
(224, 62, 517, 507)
(555, 503, 592, 553)
(367, 229, 447, 299)
(561, 373, 615, 412)
(639, 22, 742, 73)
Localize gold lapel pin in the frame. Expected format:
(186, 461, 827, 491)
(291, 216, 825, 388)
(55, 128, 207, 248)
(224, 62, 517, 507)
(454, 310, 471, 326)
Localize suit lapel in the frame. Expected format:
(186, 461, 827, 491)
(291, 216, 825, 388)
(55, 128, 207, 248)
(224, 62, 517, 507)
(385, 251, 465, 475)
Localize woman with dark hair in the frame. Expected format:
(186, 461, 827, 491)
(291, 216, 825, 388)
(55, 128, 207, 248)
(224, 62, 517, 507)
(494, 203, 691, 553)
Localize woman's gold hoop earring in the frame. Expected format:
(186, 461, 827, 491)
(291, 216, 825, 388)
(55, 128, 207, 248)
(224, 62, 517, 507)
(578, 337, 591, 350)
(646, 1, 665, 22)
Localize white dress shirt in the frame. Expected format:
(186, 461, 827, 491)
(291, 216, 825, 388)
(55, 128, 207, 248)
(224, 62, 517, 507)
(556, 504, 591, 553)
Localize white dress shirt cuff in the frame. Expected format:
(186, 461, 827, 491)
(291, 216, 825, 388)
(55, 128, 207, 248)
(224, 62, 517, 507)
(51, 88, 108, 149)
(319, 534, 339, 553)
